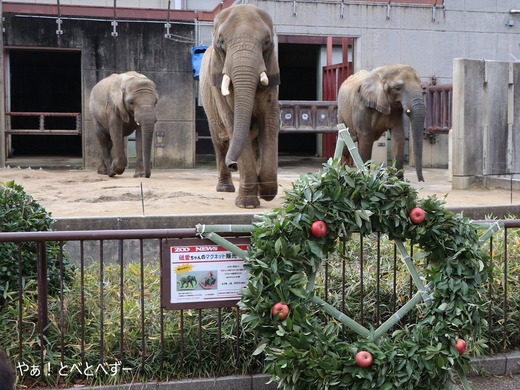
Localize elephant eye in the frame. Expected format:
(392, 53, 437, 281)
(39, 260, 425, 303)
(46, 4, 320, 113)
(263, 36, 272, 49)
(216, 37, 224, 49)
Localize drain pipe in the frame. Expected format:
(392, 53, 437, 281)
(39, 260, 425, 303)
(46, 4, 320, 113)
(56, 0, 63, 34)
(111, 0, 118, 37)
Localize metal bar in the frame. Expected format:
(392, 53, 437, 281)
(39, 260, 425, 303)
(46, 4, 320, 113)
(59, 241, 65, 362)
(376, 233, 381, 326)
(217, 308, 222, 366)
(159, 240, 165, 371)
(360, 235, 364, 324)
(37, 242, 49, 370)
(99, 240, 105, 364)
(503, 228, 508, 351)
(119, 239, 125, 363)
(235, 307, 241, 359)
(80, 241, 86, 370)
(6, 129, 81, 135)
(395, 240, 429, 299)
(140, 239, 146, 371)
(17, 243, 24, 363)
(6, 112, 81, 116)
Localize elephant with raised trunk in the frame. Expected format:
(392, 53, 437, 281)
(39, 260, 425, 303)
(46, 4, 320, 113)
(200, 4, 281, 208)
(89, 71, 158, 178)
(338, 64, 425, 182)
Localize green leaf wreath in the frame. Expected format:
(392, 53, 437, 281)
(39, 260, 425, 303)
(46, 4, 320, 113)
(239, 159, 490, 390)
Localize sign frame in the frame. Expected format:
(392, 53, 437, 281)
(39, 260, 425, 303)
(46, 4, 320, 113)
(161, 237, 250, 310)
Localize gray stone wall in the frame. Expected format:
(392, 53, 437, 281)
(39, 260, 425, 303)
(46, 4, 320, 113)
(2, 12, 196, 169)
(452, 58, 520, 189)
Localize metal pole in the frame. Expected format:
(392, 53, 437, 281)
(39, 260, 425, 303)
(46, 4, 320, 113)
(37, 242, 49, 368)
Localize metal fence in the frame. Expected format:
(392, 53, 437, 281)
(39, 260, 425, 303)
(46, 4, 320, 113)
(0, 220, 518, 386)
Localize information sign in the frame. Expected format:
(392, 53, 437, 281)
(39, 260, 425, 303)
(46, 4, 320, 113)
(161, 237, 250, 309)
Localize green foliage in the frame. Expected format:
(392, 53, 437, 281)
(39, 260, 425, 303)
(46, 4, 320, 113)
(0, 262, 262, 387)
(0, 180, 75, 306)
(240, 159, 490, 389)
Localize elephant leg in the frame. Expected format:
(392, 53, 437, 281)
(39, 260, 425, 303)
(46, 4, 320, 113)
(94, 127, 113, 176)
(210, 124, 235, 193)
(108, 125, 127, 176)
(257, 120, 278, 202)
(216, 144, 235, 192)
(390, 127, 406, 178)
(236, 142, 260, 209)
(357, 134, 374, 163)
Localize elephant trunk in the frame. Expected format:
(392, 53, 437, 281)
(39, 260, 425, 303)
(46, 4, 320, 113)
(136, 107, 157, 178)
(408, 97, 425, 182)
(224, 67, 259, 172)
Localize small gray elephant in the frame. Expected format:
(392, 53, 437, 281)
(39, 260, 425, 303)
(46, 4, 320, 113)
(89, 71, 158, 178)
(337, 64, 425, 182)
(199, 4, 281, 208)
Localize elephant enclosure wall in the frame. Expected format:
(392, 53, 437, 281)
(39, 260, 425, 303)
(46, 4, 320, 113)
(1, 11, 196, 169)
(452, 58, 520, 190)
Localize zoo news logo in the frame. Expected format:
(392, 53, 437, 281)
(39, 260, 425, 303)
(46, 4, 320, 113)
(171, 245, 226, 254)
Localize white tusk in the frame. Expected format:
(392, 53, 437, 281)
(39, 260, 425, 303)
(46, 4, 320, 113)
(221, 74, 231, 96)
(260, 72, 269, 86)
(136, 121, 140, 126)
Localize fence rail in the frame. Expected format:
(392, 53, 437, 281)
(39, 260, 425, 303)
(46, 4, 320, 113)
(424, 84, 452, 135)
(5, 111, 82, 135)
(0, 221, 518, 386)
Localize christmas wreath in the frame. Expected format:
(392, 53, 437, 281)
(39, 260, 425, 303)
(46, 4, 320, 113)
(239, 158, 491, 390)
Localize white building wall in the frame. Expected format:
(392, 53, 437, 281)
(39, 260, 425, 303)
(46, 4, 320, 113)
(240, 0, 520, 85)
(5, 0, 518, 83)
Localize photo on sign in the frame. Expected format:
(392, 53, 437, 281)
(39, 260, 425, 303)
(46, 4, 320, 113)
(176, 271, 218, 291)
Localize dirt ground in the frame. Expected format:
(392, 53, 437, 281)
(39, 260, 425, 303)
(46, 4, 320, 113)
(1, 157, 520, 218)
(3, 159, 520, 389)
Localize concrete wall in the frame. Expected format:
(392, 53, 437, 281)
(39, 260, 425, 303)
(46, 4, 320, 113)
(2, 12, 196, 169)
(194, 0, 520, 169)
(2, 1, 519, 170)
(452, 58, 520, 189)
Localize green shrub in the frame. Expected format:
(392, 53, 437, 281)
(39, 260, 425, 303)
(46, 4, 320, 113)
(0, 180, 75, 306)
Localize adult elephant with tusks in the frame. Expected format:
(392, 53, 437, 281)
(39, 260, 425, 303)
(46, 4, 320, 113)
(89, 71, 158, 178)
(338, 64, 426, 182)
(200, 4, 281, 208)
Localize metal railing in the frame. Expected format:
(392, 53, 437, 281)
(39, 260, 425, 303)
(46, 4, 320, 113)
(5, 112, 82, 135)
(0, 220, 518, 386)
(424, 84, 453, 135)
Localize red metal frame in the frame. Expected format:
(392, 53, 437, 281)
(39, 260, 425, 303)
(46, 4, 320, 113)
(321, 37, 353, 158)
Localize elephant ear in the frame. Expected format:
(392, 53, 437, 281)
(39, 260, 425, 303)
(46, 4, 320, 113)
(207, 7, 231, 88)
(359, 71, 391, 115)
(258, 9, 280, 86)
(109, 74, 131, 123)
(208, 46, 224, 88)
(264, 34, 281, 86)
